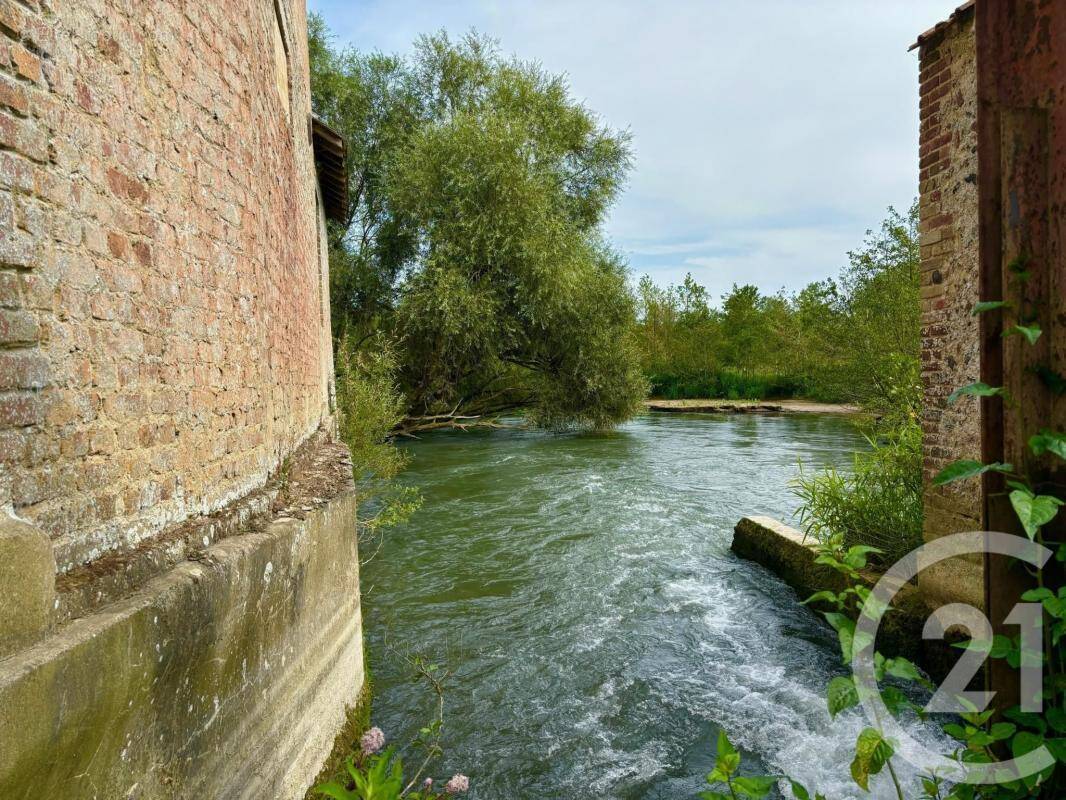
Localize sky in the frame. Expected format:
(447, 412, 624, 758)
(307, 0, 952, 302)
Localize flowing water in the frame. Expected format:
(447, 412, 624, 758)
(362, 412, 941, 799)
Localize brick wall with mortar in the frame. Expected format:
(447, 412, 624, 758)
(0, 0, 335, 572)
(915, 7, 984, 608)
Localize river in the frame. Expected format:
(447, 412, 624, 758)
(361, 412, 940, 799)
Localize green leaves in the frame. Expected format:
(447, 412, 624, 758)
(314, 780, 358, 800)
(883, 656, 925, 684)
(715, 729, 740, 777)
(316, 751, 405, 800)
(971, 300, 1009, 315)
(1007, 253, 1032, 281)
(1034, 365, 1066, 395)
(826, 676, 859, 718)
(1004, 324, 1043, 345)
(932, 459, 1013, 486)
(850, 728, 894, 791)
(823, 612, 873, 663)
(1012, 731, 1051, 791)
(990, 722, 1018, 741)
(880, 686, 913, 718)
(802, 590, 844, 610)
(843, 545, 881, 571)
(314, 20, 648, 434)
(1009, 487, 1063, 539)
(732, 776, 779, 798)
(947, 382, 1005, 404)
(703, 731, 779, 799)
(788, 780, 828, 800)
(954, 633, 1021, 670)
(1029, 429, 1066, 461)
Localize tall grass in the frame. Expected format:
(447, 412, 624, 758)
(791, 417, 923, 565)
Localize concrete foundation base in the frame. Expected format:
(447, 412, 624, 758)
(0, 445, 364, 800)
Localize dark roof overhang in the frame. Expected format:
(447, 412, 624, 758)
(311, 115, 348, 224)
(909, 0, 975, 51)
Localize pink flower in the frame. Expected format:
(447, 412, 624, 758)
(422, 777, 433, 791)
(360, 726, 385, 756)
(444, 774, 470, 794)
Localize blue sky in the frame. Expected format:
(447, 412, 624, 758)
(307, 0, 951, 302)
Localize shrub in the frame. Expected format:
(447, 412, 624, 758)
(792, 415, 923, 565)
(335, 335, 421, 534)
(315, 738, 469, 800)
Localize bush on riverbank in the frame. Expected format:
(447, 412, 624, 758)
(335, 335, 422, 533)
(792, 414, 923, 565)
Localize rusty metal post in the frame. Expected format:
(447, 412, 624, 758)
(977, 0, 1066, 709)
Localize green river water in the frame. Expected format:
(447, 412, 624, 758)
(361, 412, 942, 799)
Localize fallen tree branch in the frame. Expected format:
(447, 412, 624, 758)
(392, 408, 528, 437)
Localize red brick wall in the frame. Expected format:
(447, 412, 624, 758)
(0, 0, 334, 571)
(916, 9, 983, 607)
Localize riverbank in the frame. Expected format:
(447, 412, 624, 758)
(644, 398, 861, 415)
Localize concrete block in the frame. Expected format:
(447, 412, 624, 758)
(0, 486, 363, 799)
(0, 512, 54, 659)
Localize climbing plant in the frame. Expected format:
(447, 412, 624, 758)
(919, 270, 1066, 799)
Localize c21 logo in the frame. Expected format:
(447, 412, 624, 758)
(851, 531, 1054, 785)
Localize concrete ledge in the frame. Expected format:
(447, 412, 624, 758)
(732, 516, 935, 673)
(732, 515, 841, 600)
(0, 470, 364, 799)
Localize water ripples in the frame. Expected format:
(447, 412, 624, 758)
(363, 413, 945, 799)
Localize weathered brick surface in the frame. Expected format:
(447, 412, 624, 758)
(0, 0, 335, 571)
(916, 11, 983, 607)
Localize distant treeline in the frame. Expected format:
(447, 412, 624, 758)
(635, 204, 920, 416)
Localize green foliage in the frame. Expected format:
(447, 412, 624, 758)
(948, 382, 1006, 404)
(647, 368, 804, 402)
(798, 535, 925, 799)
(789, 779, 828, 800)
(335, 336, 422, 533)
(700, 730, 778, 800)
(316, 749, 404, 800)
(314, 748, 465, 800)
(315, 655, 464, 800)
(310, 18, 645, 433)
(793, 417, 923, 564)
(636, 276, 819, 402)
(637, 205, 920, 413)
(972, 301, 1010, 315)
(1007, 487, 1062, 540)
(1034, 365, 1066, 396)
(1005, 324, 1043, 345)
(932, 459, 1013, 487)
(850, 728, 895, 792)
(1029, 430, 1066, 461)
(826, 675, 860, 719)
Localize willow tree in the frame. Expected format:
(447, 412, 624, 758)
(309, 19, 646, 433)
